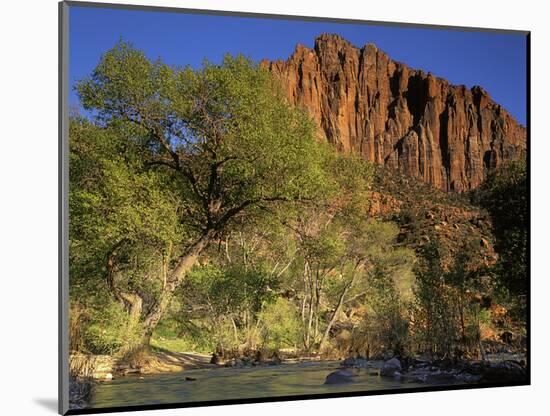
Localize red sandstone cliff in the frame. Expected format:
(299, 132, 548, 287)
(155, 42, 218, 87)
(263, 34, 526, 191)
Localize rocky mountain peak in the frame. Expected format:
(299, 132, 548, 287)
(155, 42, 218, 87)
(263, 34, 526, 192)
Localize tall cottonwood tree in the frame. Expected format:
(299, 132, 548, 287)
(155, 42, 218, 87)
(74, 42, 332, 348)
(69, 116, 186, 353)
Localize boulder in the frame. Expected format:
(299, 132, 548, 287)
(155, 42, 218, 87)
(324, 369, 356, 385)
(481, 361, 527, 384)
(69, 377, 92, 409)
(380, 357, 402, 377)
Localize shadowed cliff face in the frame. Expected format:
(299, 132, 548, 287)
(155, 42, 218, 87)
(263, 34, 526, 192)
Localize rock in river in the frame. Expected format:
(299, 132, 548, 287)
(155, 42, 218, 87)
(480, 361, 527, 384)
(324, 369, 356, 385)
(380, 357, 402, 377)
(69, 377, 91, 409)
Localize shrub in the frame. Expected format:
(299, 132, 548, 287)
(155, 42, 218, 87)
(258, 298, 301, 350)
(81, 300, 141, 355)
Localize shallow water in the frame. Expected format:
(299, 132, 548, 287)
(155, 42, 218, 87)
(87, 361, 467, 409)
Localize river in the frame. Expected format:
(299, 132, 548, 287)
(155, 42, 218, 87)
(87, 360, 466, 410)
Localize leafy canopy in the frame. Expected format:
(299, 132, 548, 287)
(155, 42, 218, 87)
(77, 42, 333, 240)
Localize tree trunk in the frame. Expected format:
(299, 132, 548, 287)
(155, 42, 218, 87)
(313, 266, 321, 344)
(231, 316, 239, 344)
(304, 261, 315, 350)
(301, 262, 308, 323)
(106, 243, 147, 352)
(141, 291, 172, 347)
(117, 293, 144, 355)
(306, 298, 314, 350)
(141, 232, 213, 347)
(319, 264, 360, 352)
(319, 283, 350, 352)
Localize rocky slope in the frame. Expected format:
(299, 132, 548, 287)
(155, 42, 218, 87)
(369, 165, 496, 267)
(263, 34, 526, 191)
(356, 167, 519, 356)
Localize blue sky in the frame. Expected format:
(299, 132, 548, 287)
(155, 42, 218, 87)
(69, 5, 528, 125)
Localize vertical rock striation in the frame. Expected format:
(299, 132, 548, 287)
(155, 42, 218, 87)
(263, 34, 526, 191)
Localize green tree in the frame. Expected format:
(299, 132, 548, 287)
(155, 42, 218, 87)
(412, 238, 457, 356)
(443, 239, 488, 359)
(473, 161, 527, 311)
(280, 154, 373, 351)
(336, 222, 415, 357)
(258, 298, 302, 350)
(180, 264, 277, 350)
(69, 117, 183, 354)
(73, 42, 332, 349)
(412, 237, 489, 358)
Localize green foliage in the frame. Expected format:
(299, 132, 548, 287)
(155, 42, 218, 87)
(70, 299, 143, 355)
(82, 301, 137, 355)
(77, 42, 332, 234)
(151, 320, 215, 354)
(69, 116, 183, 284)
(412, 239, 457, 355)
(185, 265, 277, 317)
(363, 266, 410, 355)
(69, 116, 185, 354)
(258, 298, 302, 350)
(165, 263, 281, 351)
(412, 237, 491, 358)
(339, 223, 415, 356)
(473, 161, 527, 307)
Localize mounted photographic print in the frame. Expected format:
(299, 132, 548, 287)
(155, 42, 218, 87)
(59, 1, 530, 414)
